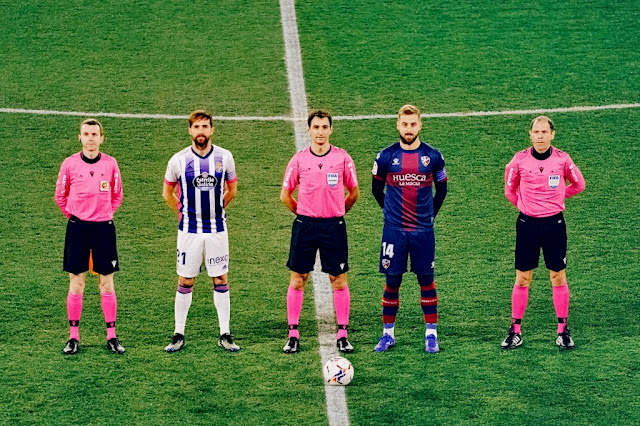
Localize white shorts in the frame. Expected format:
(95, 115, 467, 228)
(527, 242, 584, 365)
(176, 230, 229, 278)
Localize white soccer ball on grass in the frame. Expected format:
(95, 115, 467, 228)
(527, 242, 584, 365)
(323, 356, 354, 386)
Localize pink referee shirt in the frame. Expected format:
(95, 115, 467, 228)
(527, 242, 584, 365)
(55, 152, 123, 222)
(283, 146, 358, 218)
(505, 147, 585, 217)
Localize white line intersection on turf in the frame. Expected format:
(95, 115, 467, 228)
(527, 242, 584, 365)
(279, 1, 350, 426)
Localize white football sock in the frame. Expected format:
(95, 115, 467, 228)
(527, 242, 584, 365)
(214, 290, 231, 335)
(174, 291, 193, 335)
(383, 323, 395, 339)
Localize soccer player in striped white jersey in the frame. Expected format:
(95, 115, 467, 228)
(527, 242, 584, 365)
(162, 110, 240, 352)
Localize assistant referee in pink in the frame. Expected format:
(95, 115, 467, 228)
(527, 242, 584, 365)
(501, 116, 585, 350)
(55, 119, 124, 355)
(280, 110, 360, 354)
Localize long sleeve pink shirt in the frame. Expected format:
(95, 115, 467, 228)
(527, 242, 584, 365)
(505, 147, 585, 217)
(55, 152, 123, 221)
(283, 146, 358, 218)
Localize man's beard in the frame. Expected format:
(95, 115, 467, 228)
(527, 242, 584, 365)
(193, 135, 210, 148)
(399, 132, 419, 144)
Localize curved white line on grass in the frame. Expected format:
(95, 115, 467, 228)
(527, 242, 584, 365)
(280, 1, 350, 426)
(1, 103, 639, 122)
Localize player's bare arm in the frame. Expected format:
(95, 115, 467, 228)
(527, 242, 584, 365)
(280, 186, 298, 214)
(162, 181, 179, 213)
(223, 180, 238, 208)
(344, 186, 359, 213)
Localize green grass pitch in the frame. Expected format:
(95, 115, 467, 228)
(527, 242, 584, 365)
(0, 1, 638, 424)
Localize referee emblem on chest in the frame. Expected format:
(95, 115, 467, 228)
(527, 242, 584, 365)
(327, 173, 339, 187)
(100, 181, 110, 192)
(548, 175, 560, 189)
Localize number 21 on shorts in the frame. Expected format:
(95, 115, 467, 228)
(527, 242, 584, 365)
(177, 249, 186, 265)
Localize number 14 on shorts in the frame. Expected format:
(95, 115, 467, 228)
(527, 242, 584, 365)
(382, 242, 395, 258)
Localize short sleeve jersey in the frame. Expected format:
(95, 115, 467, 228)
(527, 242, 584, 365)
(55, 152, 123, 222)
(283, 146, 358, 218)
(165, 145, 237, 233)
(372, 141, 447, 230)
(505, 147, 585, 217)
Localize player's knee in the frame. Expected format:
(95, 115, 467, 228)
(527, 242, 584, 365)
(515, 270, 532, 287)
(213, 274, 228, 285)
(550, 269, 566, 286)
(69, 274, 86, 294)
(416, 273, 434, 287)
(329, 273, 348, 290)
(385, 274, 402, 290)
(289, 272, 308, 290)
(179, 276, 195, 286)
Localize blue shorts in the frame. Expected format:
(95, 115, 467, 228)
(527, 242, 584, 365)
(379, 226, 435, 275)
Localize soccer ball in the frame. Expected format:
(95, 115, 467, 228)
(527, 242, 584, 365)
(323, 356, 354, 386)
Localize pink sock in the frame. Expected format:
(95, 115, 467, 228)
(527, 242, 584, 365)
(553, 283, 570, 333)
(287, 287, 303, 338)
(67, 291, 83, 341)
(101, 292, 118, 340)
(511, 285, 529, 334)
(333, 287, 351, 339)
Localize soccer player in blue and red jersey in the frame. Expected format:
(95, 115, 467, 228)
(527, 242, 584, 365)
(162, 110, 240, 352)
(371, 105, 448, 353)
(55, 118, 124, 355)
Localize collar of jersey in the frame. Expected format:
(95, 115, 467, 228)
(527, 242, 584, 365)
(310, 145, 332, 158)
(191, 145, 214, 159)
(530, 146, 552, 160)
(81, 153, 101, 164)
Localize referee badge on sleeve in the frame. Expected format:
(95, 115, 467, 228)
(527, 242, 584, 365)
(100, 181, 110, 192)
(327, 173, 339, 187)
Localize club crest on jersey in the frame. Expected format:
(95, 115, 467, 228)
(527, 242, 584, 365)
(382, 259, 391, 269)
(327, 173, 339, 187)
(215, 162, 223, 173)
(193, 172, 218, 190)
(100, 181, 110, 192)
(421, 156, 430, 167)
(548, 175, 560, 189)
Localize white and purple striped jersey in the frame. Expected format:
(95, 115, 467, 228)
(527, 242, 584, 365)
(164, 145, 237, 233)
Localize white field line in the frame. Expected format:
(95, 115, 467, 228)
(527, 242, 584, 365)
(1, 103, 639, 122)
(279, 1, 350, 426)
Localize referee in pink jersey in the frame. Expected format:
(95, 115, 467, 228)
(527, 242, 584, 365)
(55, 119, 124, 355)
(281, 110, 360, 354)
(501, 116, 585, 350)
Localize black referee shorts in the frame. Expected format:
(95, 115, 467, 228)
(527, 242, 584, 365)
(286, 215, 349, 276)
(515, 212, 567, 272)
(63, 216, 120, 275)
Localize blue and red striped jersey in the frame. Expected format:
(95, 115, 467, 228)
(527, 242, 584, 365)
(372, 142, 447, 230)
